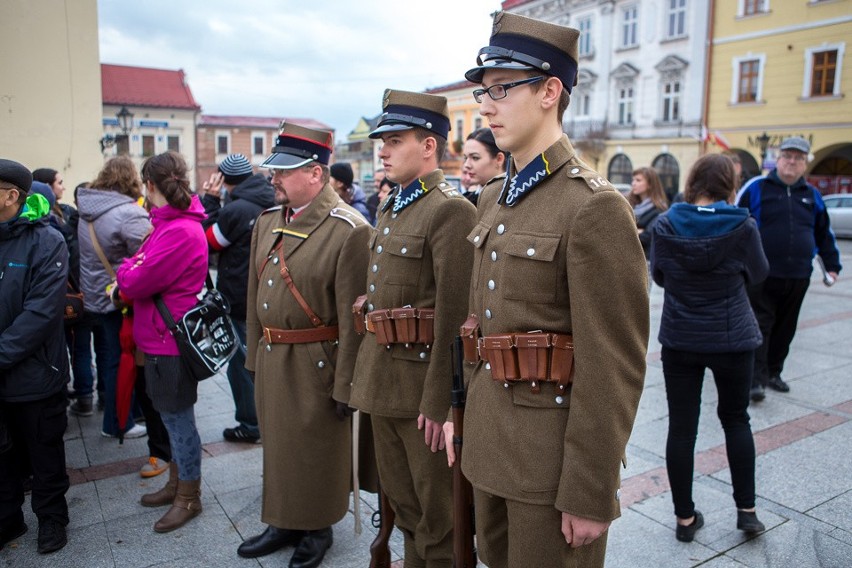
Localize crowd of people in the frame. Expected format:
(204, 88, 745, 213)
(0, 9, 843, 568)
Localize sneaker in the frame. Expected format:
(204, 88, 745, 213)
(0, 519, 27, 551)
(69, 397, 93, 417)
(140, 457, 170, 478)
(37, 520, 67, 554)
(101, 424, 147, 439)
(223, 425, 261, 444)
(750, 384, 766, 402)
(675, 511, 704, 543)
(767, 374, 790, 393)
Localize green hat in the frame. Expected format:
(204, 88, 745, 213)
(261, 120, 334, 169)
(465, 11, 580, 93)
(369, 89, 451, 140)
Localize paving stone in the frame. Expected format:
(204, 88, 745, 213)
(807, 489, 852, 531)
(725, 519, 852, 568)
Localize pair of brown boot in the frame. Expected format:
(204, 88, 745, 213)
(140, 463, 202, 532)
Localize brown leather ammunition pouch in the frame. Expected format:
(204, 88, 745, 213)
(515, 333, 551, 393)
(479, 335, 519, 382)
(460, 313, 481, 363)
(416, 309, 435, 347)
(352, 294, 368, 335)
(549, 333, 575, 391)
(364, 307, 436, 347)
(367, 310, 396, 345)
(477, 332, 575, 392)
(391, 307, 418, 345)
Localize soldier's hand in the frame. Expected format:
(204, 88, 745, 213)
(561, 512, 609, 548)
(443, 422, 455, 467)
(335, 401, 355, 421)
(417, 414, 446, 453)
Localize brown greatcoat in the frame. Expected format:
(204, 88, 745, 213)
(462, 135, 649, 522)
(245, 185, 373, 530)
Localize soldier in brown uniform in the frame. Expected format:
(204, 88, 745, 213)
(237, 122, 373, 568)
(349, 90, 477, 567)
(444, 12, 650, 568)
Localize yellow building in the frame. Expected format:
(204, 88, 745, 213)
(708, 0, 852, 192)
(426, 80, 482, 176)
(0, 0, 104, 192)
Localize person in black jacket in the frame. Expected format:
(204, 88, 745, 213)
(199, 154, 274, 444)
(738, 136, 842, 401)
(0, 159, 70, 554)
(651, 154, 769, 543)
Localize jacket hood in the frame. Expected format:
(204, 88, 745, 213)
(654, 202, 750, 273)
(150, 194, 206, 225)
(230, 173, 275, 209)
(0, 194, 50, 239)
(77, 187, 138, 221)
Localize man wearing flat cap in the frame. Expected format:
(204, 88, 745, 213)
(738, 136, 842, 402)
(0, 159, 70, 555)
(238, 123, 373, 568)
(443, 12, 649, 567)
(349, 89, 476, 567)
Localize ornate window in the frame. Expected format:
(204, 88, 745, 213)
(656, 56, 687, 123)
(612, 63, 639, 126)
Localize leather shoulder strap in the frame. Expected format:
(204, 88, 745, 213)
(277, 244, 324, 328)
(88, 221, 116, 279)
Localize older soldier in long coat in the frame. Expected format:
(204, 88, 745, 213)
(239, 122, 373, 568)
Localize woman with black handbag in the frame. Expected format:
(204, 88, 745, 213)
(115, 151, 208, 534)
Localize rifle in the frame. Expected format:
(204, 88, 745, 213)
(369, 482, 395, 568)
(451, 336, 476, 567)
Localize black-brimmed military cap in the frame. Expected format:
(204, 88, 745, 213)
(369, 89, 451, 140)
(261, 121, 334, 170)
(0, 159, 32, 192)
(465, 11, 580, 93)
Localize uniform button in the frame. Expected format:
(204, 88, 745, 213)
(377, 245, 383, 253)
(383, 227, 390, 235)
(555, 396, 564, 405)
(372, 265, 378, 273)
(527, 248, 535, 257)
(485, 362, 491, 370)
(401, 247, 408, 255)
(571, 167, 580, 174)
(497, 224, 505, 235)
(265, 344, 272, 352)
(272, 257, 279, 265)
(263, 303, 269, 310)
(369, 284, 375, 292)
(392, 213, 398, 219)
(491, 251, 497, 261)
(317, 361, 325, 368)
(368, 303, 374, 311)
(419, 352, 427, 359)
(488, 280, 495, 290)
(474, 235, 480, 243)
(485, 309, 492, 319)
(616, 489, 621, 501)
(267, 279, 273, 287)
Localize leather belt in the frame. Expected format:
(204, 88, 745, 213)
(263, 325, 339, 344)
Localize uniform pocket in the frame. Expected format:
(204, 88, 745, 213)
(385, 234, 425, 286)
(502, 232, 561, 304)
(306, 342, 336, 395)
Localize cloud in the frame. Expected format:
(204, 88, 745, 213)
(98, 0, 498, 137)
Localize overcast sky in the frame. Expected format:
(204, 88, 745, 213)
(98, 0, 501, 139)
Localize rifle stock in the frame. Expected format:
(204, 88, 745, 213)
(451, 336, 477, 568)
(369, 483, 395, 568)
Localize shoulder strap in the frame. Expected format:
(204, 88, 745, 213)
(88, 221, 116, 279)
(277, 245, 324, 328)
(153, 294, 179, 333)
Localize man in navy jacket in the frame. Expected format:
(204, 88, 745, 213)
(738, 137, 842, 401)
(0, 159, 70, 554)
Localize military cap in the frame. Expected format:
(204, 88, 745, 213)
(261, 121, 334, 170)
(0, 158, 32, 192)
(465, 11, 580, 93)
(369, 89, 450, 140)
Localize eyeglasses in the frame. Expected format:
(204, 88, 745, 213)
(779, 152, 807, 163)
(473, 76, 545, 103)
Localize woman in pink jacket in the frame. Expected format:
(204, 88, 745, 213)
(116, 151, 208, 534)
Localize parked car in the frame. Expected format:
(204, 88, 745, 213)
(824, 194, 852, 238)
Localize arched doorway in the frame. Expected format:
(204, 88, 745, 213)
(809, 143, 852, 195)
(734, 149, 760, 184)
(607, 154, 633, 194)
(652, 153, 680, 203)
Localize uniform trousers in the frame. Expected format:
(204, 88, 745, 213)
(0, 391, 69, 528)
(748, 277, 810, 387)
(371, 415, 453, 568)
(473, 488, 608, 568)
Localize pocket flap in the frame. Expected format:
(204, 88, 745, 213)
(504, 232, 561, 262)
(385, 234, 425, 258)
(467, 222, 490, 249)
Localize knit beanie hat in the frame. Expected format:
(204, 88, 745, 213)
(29, 181, 56, 208)
(218, 154, 253, 185)
(330, 162, 354, 188)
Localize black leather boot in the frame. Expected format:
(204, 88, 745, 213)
(289, 527, 333, 568)
(237, 525, 304, 559)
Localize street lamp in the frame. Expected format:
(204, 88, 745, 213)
(100, 106, 134, 152)
(756, 131, 770, 172)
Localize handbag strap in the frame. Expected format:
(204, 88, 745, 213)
(153, 271, 215, 333)
(88, 222, 116, 279)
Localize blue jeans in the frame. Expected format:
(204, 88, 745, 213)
(160, 406, 201, 481)
(226, 320, 258, 435)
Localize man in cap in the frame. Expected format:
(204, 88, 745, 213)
(349, 89, 476, 567)
(329, 162, 370, 220)
(0, 159, 70, 554)
(199, 154, 274, 445)
(738, 136, 841, 401)
(444, 12, 649, 567)
(237, 123, 372, 568)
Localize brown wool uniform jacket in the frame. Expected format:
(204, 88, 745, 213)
(461, 135, 649, 522)
(350, 169, 477, 422)
(245, 185, 373, 530)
